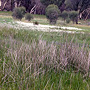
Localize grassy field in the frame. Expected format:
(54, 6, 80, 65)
(0, 11, 90, 90)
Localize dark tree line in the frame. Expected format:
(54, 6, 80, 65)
(65, 0, 90, 19)
(0, 0, 90, 18)
(40, 0, 65, 8)
(66, 0, 90, 12)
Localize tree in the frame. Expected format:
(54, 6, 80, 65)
(80, 8, 90, 20)
(65, 0, 90, 12)
(65, 0, 80, 11)
(12, 7, 26, 20)
(80, 0, 90, 12)
(61, 11, 69, 21)
(45, 4, 60, 24)
(66, 18, 71, 23)
(69, 11, 79, 24)
(13, 0, 45, 14)
(1, 0, 9, 10)
(20, 0, 35, 12)
(40, 0, 65, 8)
(30, 0, 45, 14)
(65, 0, 90, 19)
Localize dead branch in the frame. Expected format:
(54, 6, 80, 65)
(2, 0, 9, 10)
(30, 4, 37, 14)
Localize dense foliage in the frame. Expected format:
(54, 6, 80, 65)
(69, 11, 79, 24)
(66, 0, 90, 12)
(25, 13, 33, 21)
(61, 11, 69, 21)
(41, 0, 65, 7)
(45, 4, 60, 24)
(1, 0, 90, 18)
(12, 7, 26, 20)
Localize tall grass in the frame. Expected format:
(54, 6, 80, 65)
(0, 27, 90, 90)
(0, 37, 90, 90)
(4, 37, 90, 73)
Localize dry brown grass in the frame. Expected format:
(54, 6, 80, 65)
(2, 37, 89, 78)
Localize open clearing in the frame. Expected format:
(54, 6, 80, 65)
(16, 21, 83, 33)
(0, 20, 86, 34)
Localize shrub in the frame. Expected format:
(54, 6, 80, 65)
(61, 11, 69, 21)
(12, 7, 26, 20)
(69, 11, 79, 24)
(19, 6, 26, 15)
(66, 18, 71, 23)
(25, 13, 33, 21)
(45, 4, 60, 24)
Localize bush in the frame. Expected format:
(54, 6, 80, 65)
(69, 11, 79, 24)
(61, 11, 69, 21)
(45, 4, 60, 24)
(19, 6, 26, 15)
(12, 7, 26, 20)
(25, 13, 33, 21)
(66, 18, 71, 23)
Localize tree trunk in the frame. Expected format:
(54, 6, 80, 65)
(30, 5, 37, 14)
(2, 0, 8, 10)
(75, 17, 78, 24)
(14, 0, 17, 8)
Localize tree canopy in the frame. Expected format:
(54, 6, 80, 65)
(40, 0, 65, 8)
(0, 0, 90, 18)
(65, 0, 90, 12)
